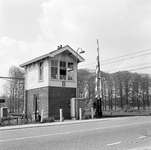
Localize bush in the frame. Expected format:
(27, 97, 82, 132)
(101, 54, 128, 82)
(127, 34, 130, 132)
(43, 117, 55, 123)
(123, 105, 133, 112)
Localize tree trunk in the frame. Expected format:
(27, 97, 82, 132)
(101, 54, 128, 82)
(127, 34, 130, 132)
(137, 85, 139, 110)
(115, 95, 117, 110)
(120, 85, 123, 110)
(146, 82, 150, 108)
(110, 88, 113, 110)
(125, 82, 129, 106)
(132, 90, 135, 109)
(104, 96, 106, 111)
(142, 91, 145, 110)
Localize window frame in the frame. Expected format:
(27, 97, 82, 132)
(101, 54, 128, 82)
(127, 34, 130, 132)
(59, 61, 67, 80)
(50, 59, 74, 81)
(51, 60, 58, 79)
(67, 62, 74, 81)
(39, 61, 44, 82)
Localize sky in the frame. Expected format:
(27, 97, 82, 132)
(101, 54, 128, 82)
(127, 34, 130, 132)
(0, 0, 151, 95)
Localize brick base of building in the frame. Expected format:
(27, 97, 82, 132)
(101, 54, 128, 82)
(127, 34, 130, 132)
(26, 86, 76, 120)
(26, 87, 49, 120)
(49, 86, 76, 119)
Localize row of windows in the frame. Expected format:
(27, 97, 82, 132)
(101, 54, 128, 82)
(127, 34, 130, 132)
(39, 60, 74, 81)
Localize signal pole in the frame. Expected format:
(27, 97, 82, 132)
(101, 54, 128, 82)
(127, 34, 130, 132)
(95, 39, 102, 117)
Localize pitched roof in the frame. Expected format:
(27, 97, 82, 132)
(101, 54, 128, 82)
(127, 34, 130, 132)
(20, 45, 85, 67)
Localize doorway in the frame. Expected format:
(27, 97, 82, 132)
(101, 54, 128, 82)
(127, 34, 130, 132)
(33, 94, 39, 121)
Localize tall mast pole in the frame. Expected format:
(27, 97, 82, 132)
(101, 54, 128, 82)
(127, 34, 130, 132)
(95, 39, 101, 99)
(95, 39, 102, 117)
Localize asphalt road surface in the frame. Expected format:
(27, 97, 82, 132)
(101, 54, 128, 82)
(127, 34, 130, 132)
(0, 116, 151, 150)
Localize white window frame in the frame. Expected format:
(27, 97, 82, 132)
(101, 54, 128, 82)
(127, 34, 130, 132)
(39, 61, 44, 81)
(67, 62, 74, 81)
(50, 59, 75, 81)
(51, 60, 58, 79)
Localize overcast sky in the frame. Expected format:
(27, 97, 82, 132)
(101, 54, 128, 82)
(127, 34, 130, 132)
(0, 0, 151, 95)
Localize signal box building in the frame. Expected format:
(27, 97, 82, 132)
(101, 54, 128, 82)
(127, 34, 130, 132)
(20, 45, 84, 120)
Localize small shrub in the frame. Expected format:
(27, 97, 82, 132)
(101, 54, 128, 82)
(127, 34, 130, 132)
(43, 117, 55, 123)
(83, 115, 91, 119)
(83, 111, 91, 119)
(127, 109, 133, 112)
(123, 105, 133, 112)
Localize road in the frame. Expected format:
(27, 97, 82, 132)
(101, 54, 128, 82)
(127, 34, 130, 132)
(0, 116, 151, 150)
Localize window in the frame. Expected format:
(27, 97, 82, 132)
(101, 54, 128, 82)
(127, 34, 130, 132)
(68, 62, 74, 80)
(51, 60, 58, 79)
(60, 61, 66, 80)
(50, 60, 74, 81)
(39, 61, 44, 81)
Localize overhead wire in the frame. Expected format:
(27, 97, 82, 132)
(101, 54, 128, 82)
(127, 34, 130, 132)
(129, 66, 151, 72)
(101, 48, 151, 62)
(79, 48, 151, 73)
(79, 65, 151, 73)
(102, 52, 151, 66)
(79, 48, 151, 68)
(104, 62, 151, 72)
(80, 51, 151, 68)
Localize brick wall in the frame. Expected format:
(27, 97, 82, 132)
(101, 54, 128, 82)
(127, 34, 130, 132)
(26, 86, 76, 120)
(26, 87, 49, 119)
(49, 87, 76, 119)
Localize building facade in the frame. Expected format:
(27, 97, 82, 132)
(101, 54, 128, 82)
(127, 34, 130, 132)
(20, 45, 84, 120)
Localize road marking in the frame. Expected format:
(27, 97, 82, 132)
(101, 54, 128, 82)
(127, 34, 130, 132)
(107, 142, 121, 146)
(139, 136, 147, 139)
(0, 131, 71, 142)
(1, 120, 151, 143)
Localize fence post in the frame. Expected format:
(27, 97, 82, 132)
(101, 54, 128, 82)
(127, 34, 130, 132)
(79, 108, 82, 120)
(60, 109, 63, 122)
(41, 109, 44, 123)
(91, 107, 94, 119)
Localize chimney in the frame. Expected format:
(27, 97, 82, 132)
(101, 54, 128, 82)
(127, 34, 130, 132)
(57, 45, 62, 50)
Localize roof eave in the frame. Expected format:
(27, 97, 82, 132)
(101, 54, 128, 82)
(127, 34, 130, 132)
(20, 45, 85, 67)
(20, 54, 52, 67)
(50, 45, 85, 62)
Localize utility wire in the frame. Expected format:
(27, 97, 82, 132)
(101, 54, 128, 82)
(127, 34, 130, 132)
(129, 66, 151, 72)
(106, 65, 151, 73)
(104, 62, 151, 72)
(79, 48, 151, 73)
(79, 62, 151, 73)
(80, 51, 151, 68)
(102, 48, 151, 62)
(0, 76, 24, 80)
(102, 52, 151, 66)
(80, 66, 151, 73)
(79, 48, 151, 67)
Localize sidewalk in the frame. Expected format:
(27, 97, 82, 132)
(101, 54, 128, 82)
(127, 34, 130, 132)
(0, 117, 128, 131)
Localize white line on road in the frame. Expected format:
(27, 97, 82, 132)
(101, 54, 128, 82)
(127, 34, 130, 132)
(1, 120, 151, 143)
(0, 131, 71, 142)
(107, 142, 121, 146)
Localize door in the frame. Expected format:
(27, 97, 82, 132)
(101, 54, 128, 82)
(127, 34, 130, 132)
(34, 94, 39, 121)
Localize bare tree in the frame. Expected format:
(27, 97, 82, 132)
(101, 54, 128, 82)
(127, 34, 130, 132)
(3, 66, 24, 113)
(78, 68, 151, 111)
